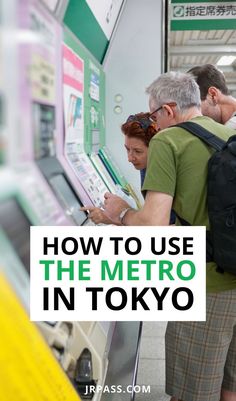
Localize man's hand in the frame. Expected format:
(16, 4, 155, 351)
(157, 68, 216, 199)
(104, 191, 173, 226)
(80, 206, 113, 225)
(103, 193, 130, 224)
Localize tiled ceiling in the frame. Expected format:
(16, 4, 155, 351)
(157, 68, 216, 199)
(169, 29, 236, 96)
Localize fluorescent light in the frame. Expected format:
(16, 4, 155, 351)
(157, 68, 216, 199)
(217, 56, 236, 66)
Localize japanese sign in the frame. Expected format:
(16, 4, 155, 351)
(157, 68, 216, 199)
(171, 1, 236, 30)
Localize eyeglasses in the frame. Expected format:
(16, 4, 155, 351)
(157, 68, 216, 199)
(149, 102, 177, 122)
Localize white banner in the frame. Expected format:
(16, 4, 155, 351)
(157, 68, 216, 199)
(30, 226, 206, 321)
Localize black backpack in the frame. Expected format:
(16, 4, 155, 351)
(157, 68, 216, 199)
(177, 121, 236, 275)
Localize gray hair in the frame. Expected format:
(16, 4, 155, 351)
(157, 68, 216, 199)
(146, 71, 201, 113)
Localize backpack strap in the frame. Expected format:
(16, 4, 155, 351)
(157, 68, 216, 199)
(176, 121, 226, 270)
(177, 121, 226, 151)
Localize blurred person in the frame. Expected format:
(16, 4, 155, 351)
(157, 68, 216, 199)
(188, 63, 236, 129)
(104, 71, 236, 401)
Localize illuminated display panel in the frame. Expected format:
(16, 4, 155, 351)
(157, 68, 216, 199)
(49, 174, 87, 226)
(0, 199, 31, 274)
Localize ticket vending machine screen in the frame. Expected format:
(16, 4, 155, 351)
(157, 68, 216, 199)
(33, 102, 88, 226)
(0, 198, 31, 274)
(49, 174, 87, 226)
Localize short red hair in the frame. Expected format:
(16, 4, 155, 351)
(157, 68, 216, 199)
(121, 112, 158, 146)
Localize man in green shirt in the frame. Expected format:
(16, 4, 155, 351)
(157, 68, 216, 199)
(104, 71, 236, 401)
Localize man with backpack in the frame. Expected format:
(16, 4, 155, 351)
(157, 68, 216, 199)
(104, 71, 236, 401)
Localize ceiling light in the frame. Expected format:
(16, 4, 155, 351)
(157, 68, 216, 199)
(217, 56, 236, 66)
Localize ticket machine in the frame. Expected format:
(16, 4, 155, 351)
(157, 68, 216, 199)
(0, 169, 114, 401)
(0, 1, 142, 400)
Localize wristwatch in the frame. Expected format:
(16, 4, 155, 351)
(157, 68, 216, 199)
(119, 207, 132, 225)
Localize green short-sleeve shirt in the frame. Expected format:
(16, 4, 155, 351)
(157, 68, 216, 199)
(142, 116, 236, 292)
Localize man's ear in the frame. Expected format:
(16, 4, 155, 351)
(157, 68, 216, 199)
(163, 104, 175, 118)
(207, 86, 220, 104)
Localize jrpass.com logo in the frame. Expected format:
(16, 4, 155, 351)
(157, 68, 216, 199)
(84, 384, 151, 395)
